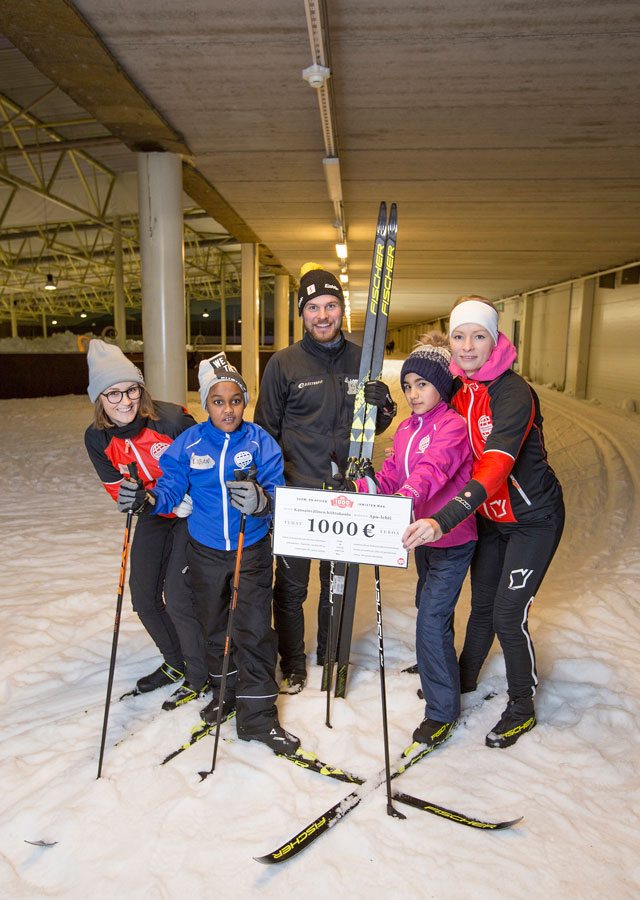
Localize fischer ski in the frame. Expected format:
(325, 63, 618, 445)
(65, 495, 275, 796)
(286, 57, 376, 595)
(276, 748, 361, 784)
(391, 791, 523, 830)
(254, 735, 521, 864)
(160, 710, 237, 766)
(324, 201, 397, 703)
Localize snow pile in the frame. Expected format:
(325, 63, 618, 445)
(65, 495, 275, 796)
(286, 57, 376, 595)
(0, 332, 143, 354)
(0, 373, 639, 899)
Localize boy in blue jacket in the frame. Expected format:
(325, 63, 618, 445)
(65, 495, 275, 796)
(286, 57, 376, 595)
(119, 353, 300, 754)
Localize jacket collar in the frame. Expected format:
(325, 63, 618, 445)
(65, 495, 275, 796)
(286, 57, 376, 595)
(407, 399, 449, 427)
(449, 332, 517, 382)
(301, 330, 346, 359)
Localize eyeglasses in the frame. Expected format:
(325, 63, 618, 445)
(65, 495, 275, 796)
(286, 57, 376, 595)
(101, 385, 142, 404)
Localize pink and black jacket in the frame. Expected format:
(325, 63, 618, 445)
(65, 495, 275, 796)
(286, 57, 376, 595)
(355, 400, 477, 548)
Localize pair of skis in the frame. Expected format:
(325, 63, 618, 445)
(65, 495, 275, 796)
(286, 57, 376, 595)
(255, 733, 523, 865)
(323, 201, 397, 710)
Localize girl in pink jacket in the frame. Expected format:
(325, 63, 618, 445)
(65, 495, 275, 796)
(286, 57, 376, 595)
(354, 333, 477, 750)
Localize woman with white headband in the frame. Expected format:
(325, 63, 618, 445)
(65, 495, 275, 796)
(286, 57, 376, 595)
(402, 295, 565, 749)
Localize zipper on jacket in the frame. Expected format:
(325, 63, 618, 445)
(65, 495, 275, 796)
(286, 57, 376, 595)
(464, 386, 481, 459)
(403, 416, 422, 478)
(219, 434, 231, 550)
(510, 474, 532, 506)
(126, 439, 153, 481)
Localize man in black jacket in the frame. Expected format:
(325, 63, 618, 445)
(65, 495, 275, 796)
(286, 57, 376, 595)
(254, 265, 396, 692)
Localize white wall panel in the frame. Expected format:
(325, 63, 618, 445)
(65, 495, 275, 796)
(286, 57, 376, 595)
(587, 280, 640, 407)
(528, 287, 571, 386)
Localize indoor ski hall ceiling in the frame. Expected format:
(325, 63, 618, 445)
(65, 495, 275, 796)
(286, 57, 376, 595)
(0, 0, 639, 331)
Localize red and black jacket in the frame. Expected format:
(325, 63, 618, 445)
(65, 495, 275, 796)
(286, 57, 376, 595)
(84, 400, 196, 509)
(432, 334, 562, 535)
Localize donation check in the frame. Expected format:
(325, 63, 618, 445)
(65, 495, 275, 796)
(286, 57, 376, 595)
(273, 486, 413, 569)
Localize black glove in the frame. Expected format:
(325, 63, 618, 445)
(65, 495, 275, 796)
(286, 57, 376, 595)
(331, 471, 357, 492)
(117, 478, 154, 513)
(364, 380, 396, 417)
(226, 480, 270, 516)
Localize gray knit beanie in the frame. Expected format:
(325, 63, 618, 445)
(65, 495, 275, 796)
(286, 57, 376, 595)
(87, 339, 144, 403)
(198, 352, 249, 410)
(400, 342, 453, 402)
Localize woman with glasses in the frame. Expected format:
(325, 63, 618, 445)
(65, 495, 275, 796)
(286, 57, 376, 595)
(84, 339, 209, 708)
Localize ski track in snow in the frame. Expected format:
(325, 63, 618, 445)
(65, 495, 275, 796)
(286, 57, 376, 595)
(1, 372, 639, 899)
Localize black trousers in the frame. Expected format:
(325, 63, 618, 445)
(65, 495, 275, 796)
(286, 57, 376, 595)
(273, 554, 331, 676)
(187, 533, 279, 734)
(129, 513, 207, 685)
(459, 500, 565, 700)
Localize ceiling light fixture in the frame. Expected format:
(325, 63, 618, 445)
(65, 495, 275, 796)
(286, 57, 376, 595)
(202, 308, 210, 318)
(335, 242, 348, 260)
(339, 272, 349, 284)
(80, 310, 87, 319)
(44, 273, 57, 291)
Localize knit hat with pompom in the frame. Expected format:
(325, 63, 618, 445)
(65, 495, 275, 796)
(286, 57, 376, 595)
(400, 332, 453, 402)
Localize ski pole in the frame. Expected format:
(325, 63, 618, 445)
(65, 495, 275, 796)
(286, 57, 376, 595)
(97, 461, 139, 779)
(374, 564, 405, 819)
(199, 464, 256, 780)
(324, 561, 340, 727)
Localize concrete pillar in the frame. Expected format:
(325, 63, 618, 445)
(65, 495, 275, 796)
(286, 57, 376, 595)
(112, 215, 126, 350)
(518, 293, 534, 379)
(565, 277, 595, 398)
(220, 257, 227, 351)
(137, 152, 186, 404)
(10, 299, 17, 337)
(41, 310, 47, 338)
(293, 302, 303, 343)
(241, 242, 259, 397)
(274, 274, 289, 350)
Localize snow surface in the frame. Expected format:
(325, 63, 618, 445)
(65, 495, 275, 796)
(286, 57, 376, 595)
(1, 363, 639, 899)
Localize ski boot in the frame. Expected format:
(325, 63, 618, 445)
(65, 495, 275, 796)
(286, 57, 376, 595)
(237, 723, 301, 755)
(485, 697, 536, 748)
(162, 680, 210, 711)
(412, 718, 456, 750)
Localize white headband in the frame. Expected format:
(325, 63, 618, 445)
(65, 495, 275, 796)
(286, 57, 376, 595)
(449, 300, 499, 346)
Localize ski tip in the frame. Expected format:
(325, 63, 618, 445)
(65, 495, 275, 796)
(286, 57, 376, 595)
(376, 201, 387, 235)
(388, 202, 398, 236)
(253, 854, 275, 866)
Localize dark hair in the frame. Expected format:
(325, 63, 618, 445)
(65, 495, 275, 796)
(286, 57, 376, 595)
(91, 385, 158, 430)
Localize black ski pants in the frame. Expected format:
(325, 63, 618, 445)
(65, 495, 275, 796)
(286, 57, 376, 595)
(187, 533, 279, 734)
(458, 500, 565, 700)
(129, 512, 207, 685)
(273, 554, 331, 676)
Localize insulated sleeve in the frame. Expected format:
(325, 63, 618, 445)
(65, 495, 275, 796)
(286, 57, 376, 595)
(354, 452, 399, 495)
(147, 433, 191, 514)
(84, 427, 123, 503)
(395, 417, 471, 506)
(253, 356, 285, 442)
(470, 376, 535, 499)
(253, 427, 286, 501)
(432, 376, 535, 534)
